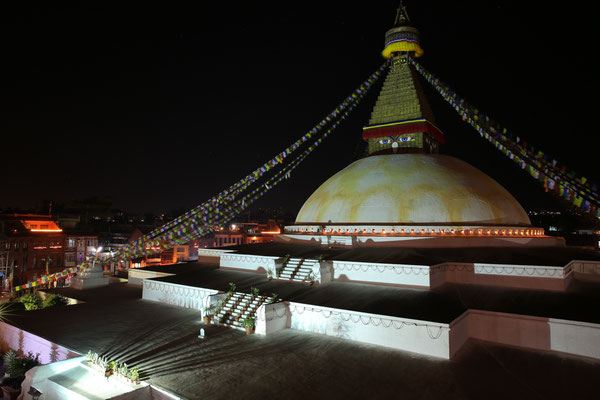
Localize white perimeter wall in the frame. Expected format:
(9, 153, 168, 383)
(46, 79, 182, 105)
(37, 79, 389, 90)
(332, 260, 431, 288)
(128, 269, 175, 285)
(450, 310, 600, 360)
(549, 318, 600, 359)
(220, 253, 279, 273)
(142, 280, 218, 311)
(287, 301, 450, 359)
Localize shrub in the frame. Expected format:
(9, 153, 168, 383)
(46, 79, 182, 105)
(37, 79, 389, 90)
(42, 294, 69, 308)
(19, 293, 42, 311)
(3, 350, 40, 378)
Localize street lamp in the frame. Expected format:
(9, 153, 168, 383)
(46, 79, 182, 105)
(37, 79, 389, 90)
(91, 247, 103, 270)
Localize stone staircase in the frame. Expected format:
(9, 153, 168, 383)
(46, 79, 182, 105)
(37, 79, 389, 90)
(276, 257, 315, 284)
(214, 292, 272, 331)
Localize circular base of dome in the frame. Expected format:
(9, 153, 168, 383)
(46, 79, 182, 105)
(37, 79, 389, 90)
(279, 223, 557, 248)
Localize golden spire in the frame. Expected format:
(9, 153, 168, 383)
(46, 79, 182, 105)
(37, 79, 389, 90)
(362, 2, 442, 156)
(393, 1, 410, 26)
(382, 1, 423, 59)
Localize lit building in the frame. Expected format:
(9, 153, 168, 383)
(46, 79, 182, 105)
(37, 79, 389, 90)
(213, 220, 281, 248)
(63, 234, 99, 268)
(0, 214, 66, 284)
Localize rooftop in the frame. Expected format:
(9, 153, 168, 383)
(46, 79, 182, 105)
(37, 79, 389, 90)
(6, 273, 600, 399)
(201, 241, 600, 267)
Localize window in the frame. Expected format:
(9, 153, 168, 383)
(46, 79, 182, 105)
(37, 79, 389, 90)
(68, 238, 76, 248)
(13, 242, 19, 250)
(23, 242, 28, 249)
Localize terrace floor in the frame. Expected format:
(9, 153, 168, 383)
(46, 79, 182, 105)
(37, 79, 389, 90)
(5, 265, 600, 399)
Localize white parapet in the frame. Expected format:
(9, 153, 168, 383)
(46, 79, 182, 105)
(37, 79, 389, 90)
(220, 253, 280, 273)
(473, 263, 566, 279)
(128, 269, 175, 285)
(142, 280, 219, 311)
(549, 318, 600, 359)
(255, 302, 288, 335)
(332, 260, 431, 288)
(287, 301, 451, 359)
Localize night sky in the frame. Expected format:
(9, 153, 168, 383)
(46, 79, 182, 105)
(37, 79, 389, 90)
(1, 1, 597, 217)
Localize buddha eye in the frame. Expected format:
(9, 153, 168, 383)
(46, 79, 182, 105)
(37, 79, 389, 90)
(379, 139, 392, 144)
(399, 136, 413, 142)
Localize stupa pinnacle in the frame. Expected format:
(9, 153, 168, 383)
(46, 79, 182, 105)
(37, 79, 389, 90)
(363, 3, 443, 156)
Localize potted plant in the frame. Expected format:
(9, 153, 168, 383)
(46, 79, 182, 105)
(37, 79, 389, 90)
(106, 360, 116, 377)
(228, 282, 237, 293)
(117, 363, 128, 381)
(86, 350, 94, 365)
(129, 367, 140, 384)
(241, 316, 255, 334)
(252, 287, 260, 298)
(203, 305, 215, 324)
(306, 271, 315, 286)
(266, 269, 273, 280)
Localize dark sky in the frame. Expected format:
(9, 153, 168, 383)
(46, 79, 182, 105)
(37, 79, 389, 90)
(1, 1, 597, 216)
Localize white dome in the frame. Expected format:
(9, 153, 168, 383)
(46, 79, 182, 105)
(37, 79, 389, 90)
(296, 154, 531, 225)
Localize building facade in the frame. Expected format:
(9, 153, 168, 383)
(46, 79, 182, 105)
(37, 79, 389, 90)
(0, 213, 98, 285)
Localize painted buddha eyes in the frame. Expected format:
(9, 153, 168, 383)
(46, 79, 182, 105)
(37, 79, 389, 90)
(378, 136, 414, 145)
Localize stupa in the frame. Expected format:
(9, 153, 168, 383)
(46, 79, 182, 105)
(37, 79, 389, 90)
(134, 3, 600, 362)
(280, 5, 556, 249)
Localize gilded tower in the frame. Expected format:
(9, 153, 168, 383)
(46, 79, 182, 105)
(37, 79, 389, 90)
(362, 3, 444, 156)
